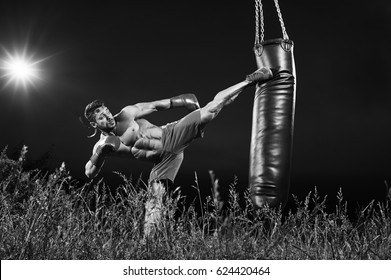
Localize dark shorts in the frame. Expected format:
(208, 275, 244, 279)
(149, 110, 204, 182)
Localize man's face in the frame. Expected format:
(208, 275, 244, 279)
(91, 106, 116, 131)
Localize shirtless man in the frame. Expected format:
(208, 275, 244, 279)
(84, 67, 273, 236)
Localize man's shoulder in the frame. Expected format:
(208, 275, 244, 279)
(121, 104, 144, 116)
(116, 106, 137, 121)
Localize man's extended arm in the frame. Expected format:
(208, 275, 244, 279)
(131, 99, 171, 117)
(123, 94, 200, 118)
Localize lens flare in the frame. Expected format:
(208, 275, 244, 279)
(0, 46, 47, 92)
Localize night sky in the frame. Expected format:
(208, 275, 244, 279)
(0, 0, 390, 204)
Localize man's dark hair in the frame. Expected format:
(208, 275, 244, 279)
(84, 100, 105, 122)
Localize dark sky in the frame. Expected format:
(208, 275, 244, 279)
(0, 0, 390, 202)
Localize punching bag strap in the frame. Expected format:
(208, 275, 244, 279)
(254, 0, 290, 55)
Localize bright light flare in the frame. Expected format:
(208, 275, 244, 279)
(0, 47, 47, 92)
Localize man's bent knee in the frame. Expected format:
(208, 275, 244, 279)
(200, 101, 222, 124)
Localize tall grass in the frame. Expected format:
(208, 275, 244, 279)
(0, 146, 390, 259)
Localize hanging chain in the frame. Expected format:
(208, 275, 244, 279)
(273, 0, 289, 40)
(255, 0, 259, 44)
(255, 0, 289, 44)
(255, 0, 265, 44)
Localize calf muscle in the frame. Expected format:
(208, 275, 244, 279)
(200, 81, 250, 123)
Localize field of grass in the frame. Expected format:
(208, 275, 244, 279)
(1, 146, 390, 259)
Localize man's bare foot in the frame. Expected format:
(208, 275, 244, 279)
(245, 68, 273, 85)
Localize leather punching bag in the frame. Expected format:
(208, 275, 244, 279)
(249, 38, 296, 209)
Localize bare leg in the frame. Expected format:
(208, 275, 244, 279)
(144, 181, 165, 238)
(200, 68, 272, 124)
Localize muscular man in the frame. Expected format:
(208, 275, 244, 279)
(84, 67, 273, 236)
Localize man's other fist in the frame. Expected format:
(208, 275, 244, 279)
(99, 135, 121, 155)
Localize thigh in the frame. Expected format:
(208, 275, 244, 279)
(162, 110, 204, 154)
(149, 152, 184, 182)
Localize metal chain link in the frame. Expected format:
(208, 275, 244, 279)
(255, 0, 289, 44)
(255, 0, 259, 44)
(273, 0, 289, 40)
(255, 0, 265, 44)
(259, 1, 264, 42)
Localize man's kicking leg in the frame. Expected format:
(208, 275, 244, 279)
(200, 67, 272, 124)
(143, 67, 272, 238)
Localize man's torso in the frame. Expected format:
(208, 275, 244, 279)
(96, 110, 164, 162)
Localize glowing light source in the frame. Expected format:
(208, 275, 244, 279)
(0, 47, 47, 92)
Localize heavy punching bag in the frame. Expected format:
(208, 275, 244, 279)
(249, 0, 296, 209)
